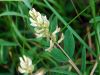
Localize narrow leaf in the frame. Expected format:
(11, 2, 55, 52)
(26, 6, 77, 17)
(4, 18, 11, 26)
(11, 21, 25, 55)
(0, 11, 28, 18)
(89, 16, 100, 23)
(51, 48, 68, 62)
(50, 68, 77, 75)
(22, 0, 32, 9)
(49, 15, 58, 32)
(64, 29, 75, 58)
(0, 39, 17, 46)
(81, 46, 86, 73)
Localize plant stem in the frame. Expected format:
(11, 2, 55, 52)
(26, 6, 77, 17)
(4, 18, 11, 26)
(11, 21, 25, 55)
(90, 60, 98, 75)
(55, 43, 81, 75)
(70, 0, 82, 22)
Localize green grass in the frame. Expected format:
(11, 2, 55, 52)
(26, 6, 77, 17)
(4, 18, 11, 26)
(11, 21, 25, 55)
(0, 0, 100, 75)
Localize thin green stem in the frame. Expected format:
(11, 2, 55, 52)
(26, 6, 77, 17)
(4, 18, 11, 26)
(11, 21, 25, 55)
(70, 0, 82, 22)
(68, 6, 89, 26)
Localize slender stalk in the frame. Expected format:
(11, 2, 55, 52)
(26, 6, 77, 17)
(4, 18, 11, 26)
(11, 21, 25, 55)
(55, 43, 81, 75)
(70, 0, 82, 22)
(90, 61, 97, 75)
(62, 5, 89, 31)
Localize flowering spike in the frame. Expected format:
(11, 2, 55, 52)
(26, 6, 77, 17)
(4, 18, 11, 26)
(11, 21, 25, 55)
(29, 8, 50, 38)
(29, 8, 64, 52)
(18, 55, 34, 74)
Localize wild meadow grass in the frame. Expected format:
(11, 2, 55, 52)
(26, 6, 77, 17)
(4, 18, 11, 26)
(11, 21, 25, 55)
(0, 0, 100, 75)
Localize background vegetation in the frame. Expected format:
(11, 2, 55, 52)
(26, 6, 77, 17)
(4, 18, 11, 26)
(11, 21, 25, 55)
(0, 0, 100, 75)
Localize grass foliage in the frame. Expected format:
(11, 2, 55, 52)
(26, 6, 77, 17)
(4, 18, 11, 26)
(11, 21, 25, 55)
(0, 0, 100, 75)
